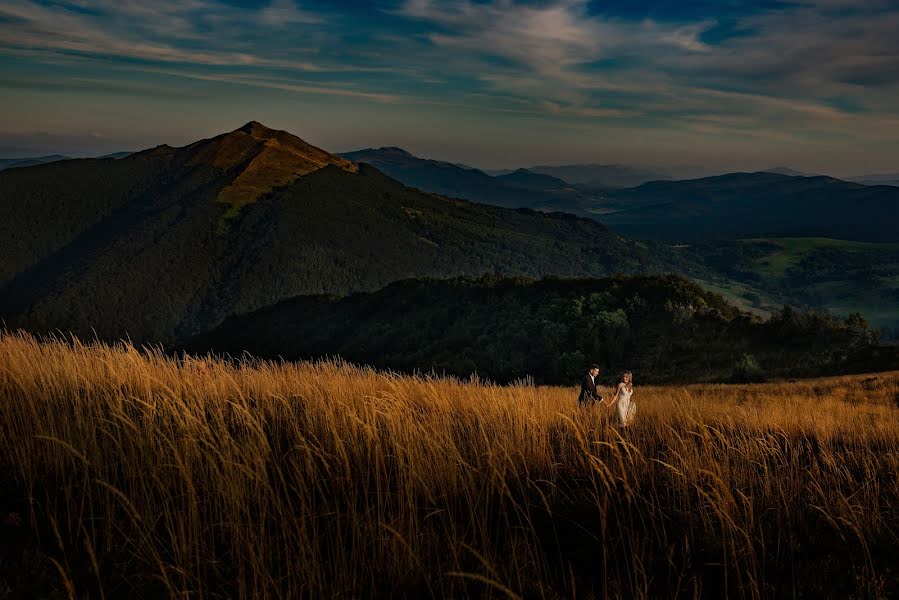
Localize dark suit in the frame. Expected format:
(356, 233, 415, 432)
(578, 373, 602, 407)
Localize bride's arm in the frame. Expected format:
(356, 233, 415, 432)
(608, 382, 624, 406)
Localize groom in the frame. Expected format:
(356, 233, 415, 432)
(578, 364, 604, 408)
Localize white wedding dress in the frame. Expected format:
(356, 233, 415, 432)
(616, 386, 636, 427)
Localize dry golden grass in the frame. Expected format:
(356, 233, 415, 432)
(1, 330, 897, 598)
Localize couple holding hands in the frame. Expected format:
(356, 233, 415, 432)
(578, 364, 637, 427)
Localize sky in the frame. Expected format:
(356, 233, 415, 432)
(1, 0, 898, 175)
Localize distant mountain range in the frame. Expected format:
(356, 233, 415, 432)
(494, 168, 570, 190)
(0, 155, 70, 170)
(592, 172, 899, 242)
(488, 163, 674, 188)
(337, 149, 899, 243)
(847, 173, 899, 187)
(0, 122, 685, 344)
(762, 166, 816, 177)
(0, 151, 133, 171)
(339, 147, 598, 210)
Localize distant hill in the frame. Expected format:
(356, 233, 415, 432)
(524, 164, 673, 188)
(0, 122, 688, 345)
(339, 147, 594, 209)
(0, 152, 136, 171)
(592, 172, 899, 242)
(494, 168, 570, 190)
(848, 173, 899, 187)
(188, 274, 890, 384)
(0, 155, 70, 170)
(762, 166, 817, 177)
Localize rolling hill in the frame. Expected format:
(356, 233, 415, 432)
(680, 237, 899, 331)
(494, 168, 570, 190)
(491, 163, 674, 189)
(525, 163, 673, 188)
(592, 172, 899, 242)
(0, 122, 689, 344)
(849, 173, 899, 187)
(0, 155, 70, 170)
(0, 152, 132, 171)
(488, 163, 673, 188)
(762, 166, 817, 177)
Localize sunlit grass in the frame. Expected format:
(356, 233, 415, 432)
(1, 330, 897, 598)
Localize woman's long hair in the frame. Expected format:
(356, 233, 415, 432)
(619, 371, 633, 390)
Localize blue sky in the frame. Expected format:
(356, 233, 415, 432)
(1, 0, 897, 174)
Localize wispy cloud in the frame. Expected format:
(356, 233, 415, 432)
(139, 68, 403, 103)
(396, 0, 899, 133)
(0, 0, 329, 69)
(396, 1, 723, 109)
(259, 0, 320, 27)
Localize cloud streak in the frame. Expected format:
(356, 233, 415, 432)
(0, 0, 335, 70)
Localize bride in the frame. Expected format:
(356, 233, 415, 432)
(608, 371, 636, 426)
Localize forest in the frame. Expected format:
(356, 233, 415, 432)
(190, 274, 890, 384)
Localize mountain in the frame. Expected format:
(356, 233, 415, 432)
(494, 168, 570, 190)
(0, 152, 137, 171)
(848, 173, 899, 187)
(0, 122, 689, 345)
(591, 172, 899, 242)
(656, 165, 724, 180)
(762, 166, 816, 177)
(524, 164, 673, 188)
(339, 147, 593, 209)
(188, 274, 890, 384)
(0, 155, 70, 170)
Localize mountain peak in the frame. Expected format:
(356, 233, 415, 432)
(762, 166, 814, 177)
(185, 122, 357, 206)
(377, 146, 413, 157)
(237, 121, 276, 136)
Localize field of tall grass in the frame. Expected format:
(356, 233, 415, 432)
(1, 330, 898, 598)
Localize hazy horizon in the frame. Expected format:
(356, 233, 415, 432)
(2, 1, 898, 177)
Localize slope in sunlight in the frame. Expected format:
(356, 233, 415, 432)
(187, 121, 357, 206)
